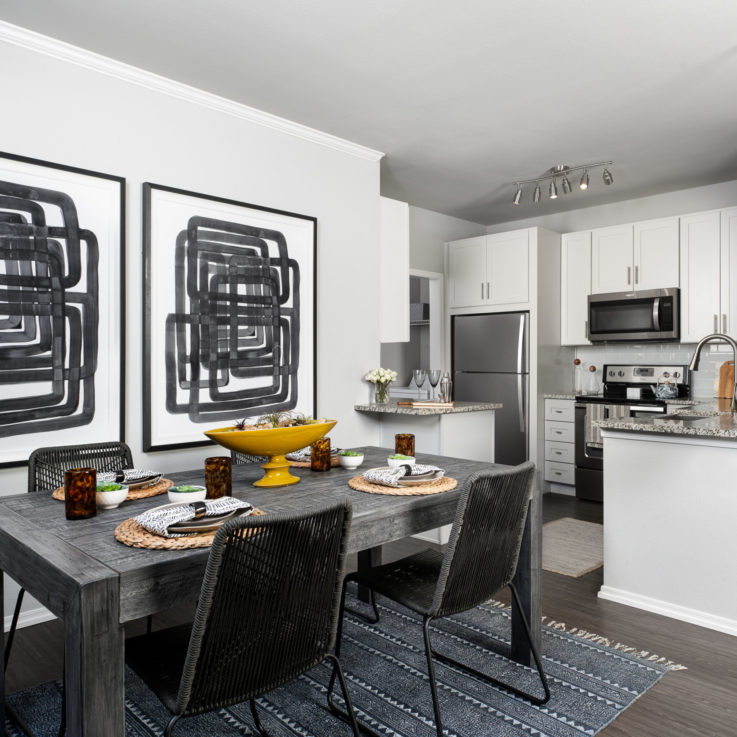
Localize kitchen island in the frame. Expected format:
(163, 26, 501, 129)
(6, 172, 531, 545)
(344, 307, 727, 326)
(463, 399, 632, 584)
(597, 399, 737, 636)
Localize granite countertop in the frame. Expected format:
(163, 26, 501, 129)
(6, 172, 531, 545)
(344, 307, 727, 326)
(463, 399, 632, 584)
(597, 398, 737, 439)
(354, 400, 502, 416)
(543, 393, 578, 400)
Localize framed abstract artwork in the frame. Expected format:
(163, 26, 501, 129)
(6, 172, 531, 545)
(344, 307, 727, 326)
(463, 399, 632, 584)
(0, 152, 125, 467)
(142, 183, 316, 452)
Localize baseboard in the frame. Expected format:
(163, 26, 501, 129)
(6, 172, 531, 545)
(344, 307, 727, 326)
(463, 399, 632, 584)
(598, 585, 737, 637)
(4, 606, 56, 633)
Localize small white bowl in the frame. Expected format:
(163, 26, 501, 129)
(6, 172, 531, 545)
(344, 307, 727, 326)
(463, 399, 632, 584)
(338, 453, 364, 470)
(387, 455, 416, 468)
(167, 485, 207, 503)
(96, 483, 129, 510)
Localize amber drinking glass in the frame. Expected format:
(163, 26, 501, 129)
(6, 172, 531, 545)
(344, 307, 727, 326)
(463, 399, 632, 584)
(395, 433, 415, 457)
(311, 438, 331, 472)
(205, 456, 232, 499)
(64, 467, 97, 520)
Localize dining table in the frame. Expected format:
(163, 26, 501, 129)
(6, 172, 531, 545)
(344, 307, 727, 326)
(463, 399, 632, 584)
(0, 446, 542, 737)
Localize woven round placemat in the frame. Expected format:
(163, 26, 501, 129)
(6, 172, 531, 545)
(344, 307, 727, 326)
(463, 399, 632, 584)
(114, 508, 266, 550)
(348, 475, 457, 496)
(289, 456, 340, 468)
(52, 477, 173, 502)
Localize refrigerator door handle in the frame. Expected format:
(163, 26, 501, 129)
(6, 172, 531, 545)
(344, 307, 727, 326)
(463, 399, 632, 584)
(517, 373, 526, 433)
(517, 314, 525, 374)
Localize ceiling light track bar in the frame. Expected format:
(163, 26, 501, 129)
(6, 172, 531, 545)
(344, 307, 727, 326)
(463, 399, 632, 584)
(512, 161, 613, 186)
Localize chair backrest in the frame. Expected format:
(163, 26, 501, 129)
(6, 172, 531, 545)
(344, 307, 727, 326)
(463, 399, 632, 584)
(431, 462, 535, 619)
(175, 500, 352, 718)
(28, 442, 134, 492)
(231, 451, 268, 464)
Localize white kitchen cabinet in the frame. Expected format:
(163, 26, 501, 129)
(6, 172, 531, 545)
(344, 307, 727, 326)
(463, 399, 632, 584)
(561, 231, 591, 345)
(591, 218, 679, 295)
(721, 207, 737, 337)
(447, 236, 486, 308)
(680, 210, 722, 342)
(447, 231, 529, 308)
(379, 196, 410, 343)
(591, 224, 633, 294)
(634, 217, 680, 290)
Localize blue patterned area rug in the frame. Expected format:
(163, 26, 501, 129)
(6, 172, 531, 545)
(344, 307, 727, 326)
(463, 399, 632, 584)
(6, 594, 683, 737)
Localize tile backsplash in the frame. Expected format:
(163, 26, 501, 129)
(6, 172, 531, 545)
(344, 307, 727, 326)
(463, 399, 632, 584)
(574, 342, 733, 398)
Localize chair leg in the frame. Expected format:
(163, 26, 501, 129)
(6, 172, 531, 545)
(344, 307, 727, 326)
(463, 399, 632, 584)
(164, 714, 181, 737)
(327, 583, 349, 709)
(4, 588, 25, 667)
(429, 584, 550, 705)
(324, 653, 362, 737)
(343, 584, 379, 624)
(58, 658, 66, 737)
(146, 615, 153, 635)
(250, 698, 269, 736)
(422, 616, 445, 737)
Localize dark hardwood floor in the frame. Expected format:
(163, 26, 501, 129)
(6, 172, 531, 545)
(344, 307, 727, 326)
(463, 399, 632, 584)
(4, 493, 736, 736)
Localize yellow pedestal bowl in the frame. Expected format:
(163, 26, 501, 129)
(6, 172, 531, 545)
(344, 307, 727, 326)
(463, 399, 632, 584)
(204, 420, 337, 488)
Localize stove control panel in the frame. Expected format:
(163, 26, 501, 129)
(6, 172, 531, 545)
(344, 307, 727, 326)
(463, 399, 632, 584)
(603, 364, 689, 386)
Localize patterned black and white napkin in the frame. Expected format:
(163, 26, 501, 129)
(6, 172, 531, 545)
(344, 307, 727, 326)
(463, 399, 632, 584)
(134, 498, 254, 538)
(363, 464, 442, 488)
(286, 445, 340, 461)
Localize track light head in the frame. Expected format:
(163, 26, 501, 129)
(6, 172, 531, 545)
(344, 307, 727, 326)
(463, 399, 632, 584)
(579, 170, 589, 190)
(562, 175, 572, 194)
(533, 183, 541, 203)
(602, 168, 614, 185)
(513, 186, 522, 205)
(549, 179, 558, 199)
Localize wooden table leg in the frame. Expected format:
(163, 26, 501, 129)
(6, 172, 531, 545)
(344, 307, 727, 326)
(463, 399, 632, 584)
(357, 546, 382, 602)
(511, 493, 542, 666)
(0, 572, 6, 736)
(64, 576, 125, 737)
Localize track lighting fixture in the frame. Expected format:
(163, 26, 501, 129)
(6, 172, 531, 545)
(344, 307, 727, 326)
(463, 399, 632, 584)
(509, 162, 613, 205)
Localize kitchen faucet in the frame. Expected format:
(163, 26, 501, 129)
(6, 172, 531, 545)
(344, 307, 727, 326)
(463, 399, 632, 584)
(688, 333, 737, 411)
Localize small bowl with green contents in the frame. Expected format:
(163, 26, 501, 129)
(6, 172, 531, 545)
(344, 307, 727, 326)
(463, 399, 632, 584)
(96, 482, 129, 510)
(167, 484, 207, 503)
(337, 450, 364, 470)
(387, 453, 416, 468)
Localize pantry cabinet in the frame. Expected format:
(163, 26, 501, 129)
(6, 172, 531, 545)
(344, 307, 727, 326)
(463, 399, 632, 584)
(447, 230, 529, 308)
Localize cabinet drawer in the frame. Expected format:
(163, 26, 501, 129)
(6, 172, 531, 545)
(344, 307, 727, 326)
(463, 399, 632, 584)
(545, 441, 574, 464)
(545, 461, 575, 485)
(545, 400, 575, 422)
(545, 421, 575, 443)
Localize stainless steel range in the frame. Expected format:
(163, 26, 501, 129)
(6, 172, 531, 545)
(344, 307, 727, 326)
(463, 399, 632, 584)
(574, 364, 691, 501)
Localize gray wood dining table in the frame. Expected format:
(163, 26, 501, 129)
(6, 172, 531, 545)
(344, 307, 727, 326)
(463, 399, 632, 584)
(0, 446, 541, 737)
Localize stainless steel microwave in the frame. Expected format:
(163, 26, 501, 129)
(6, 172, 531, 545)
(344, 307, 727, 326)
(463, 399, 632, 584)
(587, 287, 680, 342)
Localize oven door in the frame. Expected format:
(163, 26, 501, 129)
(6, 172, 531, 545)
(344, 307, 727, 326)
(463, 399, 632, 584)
(575, 402, 665, 470)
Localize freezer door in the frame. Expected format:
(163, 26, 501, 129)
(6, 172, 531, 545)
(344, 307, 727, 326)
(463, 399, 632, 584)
(454, 371, 528, 466)
(453, 312, 529, 373)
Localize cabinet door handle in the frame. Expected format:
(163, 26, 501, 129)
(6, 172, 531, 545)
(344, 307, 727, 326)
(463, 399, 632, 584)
(554, 409, 563, 414)
(486, 282, 490, 299)
(627, 266, 631, 285)
(554, 450, 562, 455)
(723, 314, 728, 333)
(481, 282, 484, 300)
(714, 314, 719, 332)
(635, 265, 639, 284)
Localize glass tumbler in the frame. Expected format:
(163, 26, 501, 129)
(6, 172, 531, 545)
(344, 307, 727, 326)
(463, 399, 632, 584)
(311, 438, 331, 472)
(394, 433, 415, 457)
(205, 456, 232, 499)
(64, 467, 97, 520)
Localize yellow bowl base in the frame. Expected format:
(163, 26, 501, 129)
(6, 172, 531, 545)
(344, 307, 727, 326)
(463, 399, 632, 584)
(253, 454, 301, 487)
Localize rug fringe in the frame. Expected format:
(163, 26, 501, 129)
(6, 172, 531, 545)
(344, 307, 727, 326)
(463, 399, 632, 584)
(485, 599, 687, 671)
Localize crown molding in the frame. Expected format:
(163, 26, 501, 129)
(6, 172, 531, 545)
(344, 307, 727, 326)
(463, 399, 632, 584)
(0, 21, 384, 163)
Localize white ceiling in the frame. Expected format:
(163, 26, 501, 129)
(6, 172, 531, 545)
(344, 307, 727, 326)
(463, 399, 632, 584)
(2, 0, 736, 225)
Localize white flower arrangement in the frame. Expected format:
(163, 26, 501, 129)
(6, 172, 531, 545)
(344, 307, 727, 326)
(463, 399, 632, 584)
(364, 367, 398, 386)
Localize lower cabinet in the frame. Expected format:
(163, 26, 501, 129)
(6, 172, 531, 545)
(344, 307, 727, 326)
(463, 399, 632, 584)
(544, 399, 575, 491)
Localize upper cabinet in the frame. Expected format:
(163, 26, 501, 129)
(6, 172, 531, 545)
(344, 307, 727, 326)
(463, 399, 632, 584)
(379, 196, 410, 343)
(561, 231, 592, 345)
(680, 208, 737, 342)
(591, 217, 679, 294)
(448, 231, 529, 309)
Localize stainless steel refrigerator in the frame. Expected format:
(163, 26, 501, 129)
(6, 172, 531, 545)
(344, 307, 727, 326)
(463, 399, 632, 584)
(452, 312, 529, 465)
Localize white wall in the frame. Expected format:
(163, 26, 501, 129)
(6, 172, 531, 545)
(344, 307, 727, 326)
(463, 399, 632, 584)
(0, 29, 383, 623)
(486, 179, 737, 235)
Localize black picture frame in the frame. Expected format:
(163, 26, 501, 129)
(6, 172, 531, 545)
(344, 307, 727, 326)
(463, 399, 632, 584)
(0, 151, 126, 468)
(142, 183, 317, 452)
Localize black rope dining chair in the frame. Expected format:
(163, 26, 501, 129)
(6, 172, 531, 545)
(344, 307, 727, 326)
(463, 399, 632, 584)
(231, 450, 268, 464)
(330, 461, 549, 737)
(4, 441, 134, 737)
(126, 501, 361, 737)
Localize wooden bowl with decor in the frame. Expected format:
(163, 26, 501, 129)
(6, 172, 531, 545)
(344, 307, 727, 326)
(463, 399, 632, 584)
(204, 413, 337, 488)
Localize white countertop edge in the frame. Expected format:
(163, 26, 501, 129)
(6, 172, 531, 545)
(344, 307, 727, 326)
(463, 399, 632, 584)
(600, 427, 737, 448)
